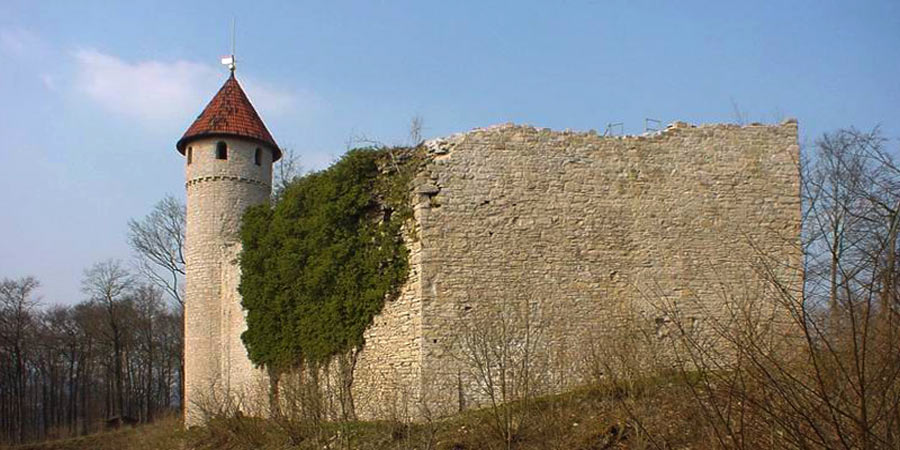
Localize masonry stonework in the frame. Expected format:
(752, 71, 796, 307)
(184, 137, 274, 425)
(341, 120, 801, 417)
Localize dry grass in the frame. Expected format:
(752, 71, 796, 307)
(6, 414, 186, 450)
(5, 377, 715, 450)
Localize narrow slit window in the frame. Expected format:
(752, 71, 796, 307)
(187, 147, 192, 165)
(254, 148, 262, 166)
(216, 141, 227, 160)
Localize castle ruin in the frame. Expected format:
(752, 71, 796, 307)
(178, 74, 801, 425)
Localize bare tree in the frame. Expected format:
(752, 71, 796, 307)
(273, 147, 303, 200)
(81, 260, 132, 419)
(127, 195, 185, 308)
(128, 196, 190, 413)
(132, 284, 163, 422)
(730, 98, 749, 126)
(0, 277, 40, 443)
(456, 294, 547, 450)
(805, 129, 879, 314)
(409, 115, 425, 146)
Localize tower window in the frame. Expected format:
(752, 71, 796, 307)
(187, 147, 193, 165)
(216, 141, 227, 160)
(254, 148, 262, 166)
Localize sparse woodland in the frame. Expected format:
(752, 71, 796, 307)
(4, 126, 900, 449)
(0, 272, 183, 445)
(0, 197, 187, 445)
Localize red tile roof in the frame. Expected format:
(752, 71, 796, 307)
(176, 73, 281, 161)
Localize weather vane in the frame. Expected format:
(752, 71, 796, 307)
(220, 18, 236, 72)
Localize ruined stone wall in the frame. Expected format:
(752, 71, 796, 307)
(342, 232, 425, 419)
(403, 121, 802, 414)
(184, 137, 275, 425)
(262, 233, 426, 421)
(184, 121, 801, 422)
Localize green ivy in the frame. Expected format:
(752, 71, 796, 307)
(239, 147, 420, 373)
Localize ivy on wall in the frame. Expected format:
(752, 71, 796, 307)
(238, 147, 420, 374)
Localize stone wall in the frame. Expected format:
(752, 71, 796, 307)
(389, 120, 801, 415)
(339, 231, 426, 419)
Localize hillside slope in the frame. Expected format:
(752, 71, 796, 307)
(9, 381, 706, 450)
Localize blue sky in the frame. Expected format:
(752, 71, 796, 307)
(1, 0, 898, 305)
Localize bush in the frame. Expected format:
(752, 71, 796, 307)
(239, 147, 420, 394)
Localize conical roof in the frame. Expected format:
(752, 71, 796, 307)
(176, 73, 281, 160)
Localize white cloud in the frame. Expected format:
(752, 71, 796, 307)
(73, 49, 218, 123)
(0, 28, 42, 56)
(72, 49, 298, 125)
(241, 79, 296, 116)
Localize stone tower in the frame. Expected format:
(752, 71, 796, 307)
(176, 72, 280, 425)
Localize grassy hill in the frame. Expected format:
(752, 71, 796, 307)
(7, 380, 705, 450)
(7, 415, 187, 450)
